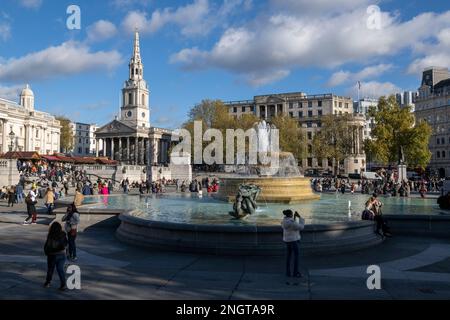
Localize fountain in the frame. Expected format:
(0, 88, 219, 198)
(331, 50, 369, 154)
(215, 121, 320, 203)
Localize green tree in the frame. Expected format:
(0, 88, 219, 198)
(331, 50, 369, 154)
(56, 116, 74, 154)
(365, 95, 432, 168)
(271, 114, 307, 161)
(312, 113, 354, 175)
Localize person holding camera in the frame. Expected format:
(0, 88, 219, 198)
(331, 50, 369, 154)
(281, 209, 305, 278)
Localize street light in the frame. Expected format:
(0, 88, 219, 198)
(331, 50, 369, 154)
(8, 130, 15, 152)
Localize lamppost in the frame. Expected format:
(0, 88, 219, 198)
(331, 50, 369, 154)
(8, 130, 15, 152)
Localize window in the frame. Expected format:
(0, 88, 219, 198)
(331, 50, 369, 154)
(318, 100, 322, 107)
(36, 129, 39, 138)
(299, 111, 303, 118)
(78, 147, 82, 154)
(307, 158, 313, 167)
(308, 145, 312, 153)
(307, 122, 312, 128)
(79, 138, 81, 143)
(345, 103, 349, 109)
(442, 138, 446, 145)
(86, 138, 89, 143)
(354, 159, 359, 164)
(289, 103, 293, 109)
(142, 94, 145, 106)
(443, 151, 446, 158)
(328, 158, 333, 167)
(233, 107, 237, 113)
(289, 112, 294, 118)
(317, 122, 322, 128)
(308, 101, 312, 108)
(318, 110, 322, 116)
(128, 93, 133, 105)
(339, 102, 342, 108)
(250, 106, 255, 112)
(437, 151, 441, 158)
(85, 148, 89, 154)
(307, 132, 312, 140)
(308, 110, 313, 117)
(437, 138, 441, 145)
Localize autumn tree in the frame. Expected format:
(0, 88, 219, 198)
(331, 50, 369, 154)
(312, 113, 354, 175)
(365, 95, 432, 168)
(55, 116, 74, 154)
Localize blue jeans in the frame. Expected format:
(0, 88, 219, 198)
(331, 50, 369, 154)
(68, 233, 77, 258)
(46, 254, 66, 287)
(46, 203, 54, 215)
(285, 241, 299, 276)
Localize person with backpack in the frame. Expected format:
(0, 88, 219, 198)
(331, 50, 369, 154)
(281, 209, 305, 278)
(43, 222, 68, 290)
(23, 188, 38, 225)
(7, 186, 16, 207)
(44, 187, 55, 215)
(62, 203, 80, 261)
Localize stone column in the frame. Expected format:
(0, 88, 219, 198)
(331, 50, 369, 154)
(111, 138, 115, 160)
(2, 120, 7, 153)
(139, 138, 144, 165)
(118, 138, 122, 162)
(95, 139, 99, 157)
(126, 137, 130, 163)
(134, 137, 139, 165)
(145, 138, 150, 166)
(42, 128, 47, 154)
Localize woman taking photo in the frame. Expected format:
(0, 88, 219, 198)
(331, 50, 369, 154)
(281, 209, 305, 278)
(43, 222, 67, 290)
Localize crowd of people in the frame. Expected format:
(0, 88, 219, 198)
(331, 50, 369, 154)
(312, 171, 445, 199)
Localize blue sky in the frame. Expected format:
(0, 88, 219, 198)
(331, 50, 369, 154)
(0, 0, 450, 129)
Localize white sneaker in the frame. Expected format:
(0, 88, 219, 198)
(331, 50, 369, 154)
(22, 221, 30, 225)
(31, 222, 37, 225)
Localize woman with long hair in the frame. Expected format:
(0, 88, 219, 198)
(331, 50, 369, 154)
(44, 222, 67, 290)
(62, 203, 80, 261)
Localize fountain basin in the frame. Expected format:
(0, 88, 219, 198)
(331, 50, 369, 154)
(116, 210, 382, 256)
(214, 176, 320, 203)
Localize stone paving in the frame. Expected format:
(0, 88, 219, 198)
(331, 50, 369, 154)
(0, 195, 450, 300)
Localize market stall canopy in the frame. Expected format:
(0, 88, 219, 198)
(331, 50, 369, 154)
(1, 151, 40, 160)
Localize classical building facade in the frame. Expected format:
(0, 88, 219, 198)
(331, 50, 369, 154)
(225, 92, 366, 175)
(0, 85, 61, 154)
(95, 31, 173, 165)
(415, 67, 450, 177)
(70, 122, 99, 156)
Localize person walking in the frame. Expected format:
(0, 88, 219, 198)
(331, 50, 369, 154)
(7, 186, 16, 207)
(73, 188, 84, 207)
(16, 183, 24, 204)
(62, 204, 80, 261)
(281, 209, 305, 279)
(23, 188, 38, 225)
(44, 187, 55, 215)
(43, 222, 68, 290)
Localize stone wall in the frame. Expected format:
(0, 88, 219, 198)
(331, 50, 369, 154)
(0, 159, 20, 187)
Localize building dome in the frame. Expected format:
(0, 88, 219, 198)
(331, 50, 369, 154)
(21, 84, 34, 97)
(20, 84, 35, 110)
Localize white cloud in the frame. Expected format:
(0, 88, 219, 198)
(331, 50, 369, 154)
(86, 20, 118, 43)
(327, 64, 393, 87)
(0, 41, 123, 83)
(246, 69, 290, 87)
(270, 0, 373, 15)
(407, 28, 450, 74)
(121, 0, 251, 37)
(122, 0, 210, 36)
(19, 0, 43, 9)
(171, 5, 450, 85)
(0, 23, 11, 41)
(0, 84, 24, 101)
(348, 81, 401, 99)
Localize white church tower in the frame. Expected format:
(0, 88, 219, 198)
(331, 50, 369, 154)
(121, 30, 150, 129)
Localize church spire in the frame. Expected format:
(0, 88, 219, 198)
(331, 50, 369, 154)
(129, 29, 144, 81)
(133, 28, 141, 63)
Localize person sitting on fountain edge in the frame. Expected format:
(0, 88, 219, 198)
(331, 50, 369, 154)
(281, 209, 305, 278)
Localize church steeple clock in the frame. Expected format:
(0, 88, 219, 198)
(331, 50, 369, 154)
(121, 30, 150, 129)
